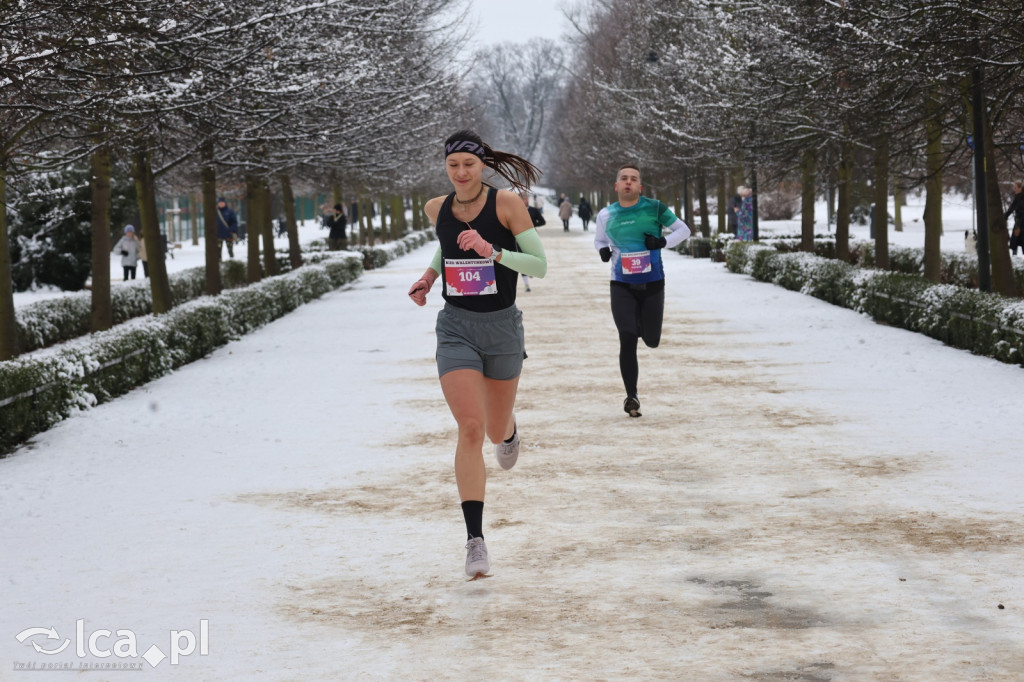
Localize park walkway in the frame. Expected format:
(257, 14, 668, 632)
(2, 221, 1022, 680)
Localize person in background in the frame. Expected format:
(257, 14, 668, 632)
(1005, 180, 1024, 255)
(578, 195, 593, 231)
(727, 188, 742, 236)
(736, 186, 754, 242)
(558, 196, 573, 232)
(324, 203, 348, 250)
(523, 193, 546, 229)
(113, 225, 141, 281)
(216, 198, 239, 259)
(519, 191, 546, 292)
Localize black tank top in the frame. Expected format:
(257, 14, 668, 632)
(437, 187, 519, 312)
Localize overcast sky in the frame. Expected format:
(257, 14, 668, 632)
(463, 0, 571, 47)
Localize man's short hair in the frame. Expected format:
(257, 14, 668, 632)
(617, 163, 641, 179)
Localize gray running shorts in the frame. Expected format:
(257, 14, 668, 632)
(435, 303, 526, 380)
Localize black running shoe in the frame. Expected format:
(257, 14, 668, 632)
(623, 395, 641, 418)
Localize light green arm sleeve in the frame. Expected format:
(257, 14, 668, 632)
(498, 228, 547, 278)
(427, 246, 442, 276)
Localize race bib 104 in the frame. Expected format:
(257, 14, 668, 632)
(621, 250, 652, 275)
(444, 259, 497, 296)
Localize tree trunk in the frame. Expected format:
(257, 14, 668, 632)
(133, 149, 172, 313)
(801, 148, 816, 252)
(411, 193, 422, 231)
(363, 196, 374, 246)
(261, 180, 279, 276)
(0, 160, 18, 359)
(390, 194, 404, 240)
(245, 174, 262, 283)
(923, 94, 944, 283)
(836, 141, 852, 263)
(983, 107, 1016, 297)
(89, 142, 113, 332)
(379, 195, 389, 242)
(697, 168, 709, 236)
(200, 140, 221, 295)
(893, 185, 903, 232)
(873, 134, 889, 270)
(717, 170, 727, 234)
(280, 173, 302, 269)
(682, 169, 695, 231)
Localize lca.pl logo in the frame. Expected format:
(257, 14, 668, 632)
(13, 619, 209, 670)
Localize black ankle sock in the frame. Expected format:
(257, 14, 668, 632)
(462, 500, 484, 540)
(503, 423, 517, 444)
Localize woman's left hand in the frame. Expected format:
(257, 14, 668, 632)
(457, 228, 493, 258)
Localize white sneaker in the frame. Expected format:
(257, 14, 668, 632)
(465, 537, 490, 577)
(495, 425, 520, 470)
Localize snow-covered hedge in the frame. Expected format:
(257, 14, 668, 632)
(690, 234, 1024, 291)
(1, 230, 436, 453)
(14, 230, 437, 355)
(675, 233, 735, 261)
(723, 241, 1024, 366)
(15, 260, 248, 354)
(352, 229, 435, 270)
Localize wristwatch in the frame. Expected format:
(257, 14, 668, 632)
(488, 244, 501, 262)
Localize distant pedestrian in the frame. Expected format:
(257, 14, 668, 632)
(324, 203, 348, 250)
(216, 198, 239, 258)
(523, 193, 545, 228)
(519, 192, 544, 291)
(558, 198, 573, 232)
(113, 225, 141, 281)
(578, 196, 593, 231)
(736, 186, 754, 242)
(1005, 180, 1024, 255)
(727, 189, 742, 236)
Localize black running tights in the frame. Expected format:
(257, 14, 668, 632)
(609, 281, 665, 397)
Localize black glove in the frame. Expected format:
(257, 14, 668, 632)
(644, 233, 667, 250)
(599, 246, 612, 262)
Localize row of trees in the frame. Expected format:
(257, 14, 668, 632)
(1, 0, 468, 360)
(545, 0, 1024, 294)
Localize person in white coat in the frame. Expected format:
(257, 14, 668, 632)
(113, 225, 141, 280)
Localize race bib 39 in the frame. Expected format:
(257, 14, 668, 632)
(620, 250, 652, 275)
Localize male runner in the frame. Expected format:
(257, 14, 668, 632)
(593, 164, 691, 417)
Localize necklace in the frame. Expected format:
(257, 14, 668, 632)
(454, 184, 486, 205)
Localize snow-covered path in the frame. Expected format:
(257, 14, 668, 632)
(2, 221, 1022, 680)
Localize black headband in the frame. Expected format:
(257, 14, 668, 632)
(445, 140, 486, 160)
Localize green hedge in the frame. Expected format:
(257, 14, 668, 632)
(723, 241, 1024, 366)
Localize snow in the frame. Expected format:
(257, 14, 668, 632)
(2, 196, 1023, 679)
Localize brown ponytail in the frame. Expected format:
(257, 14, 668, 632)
(445, 130, 541, 193)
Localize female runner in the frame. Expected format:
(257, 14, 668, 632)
(408, 130, 547, 578)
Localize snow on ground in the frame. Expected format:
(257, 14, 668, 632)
(2, 200, 1023, 680)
